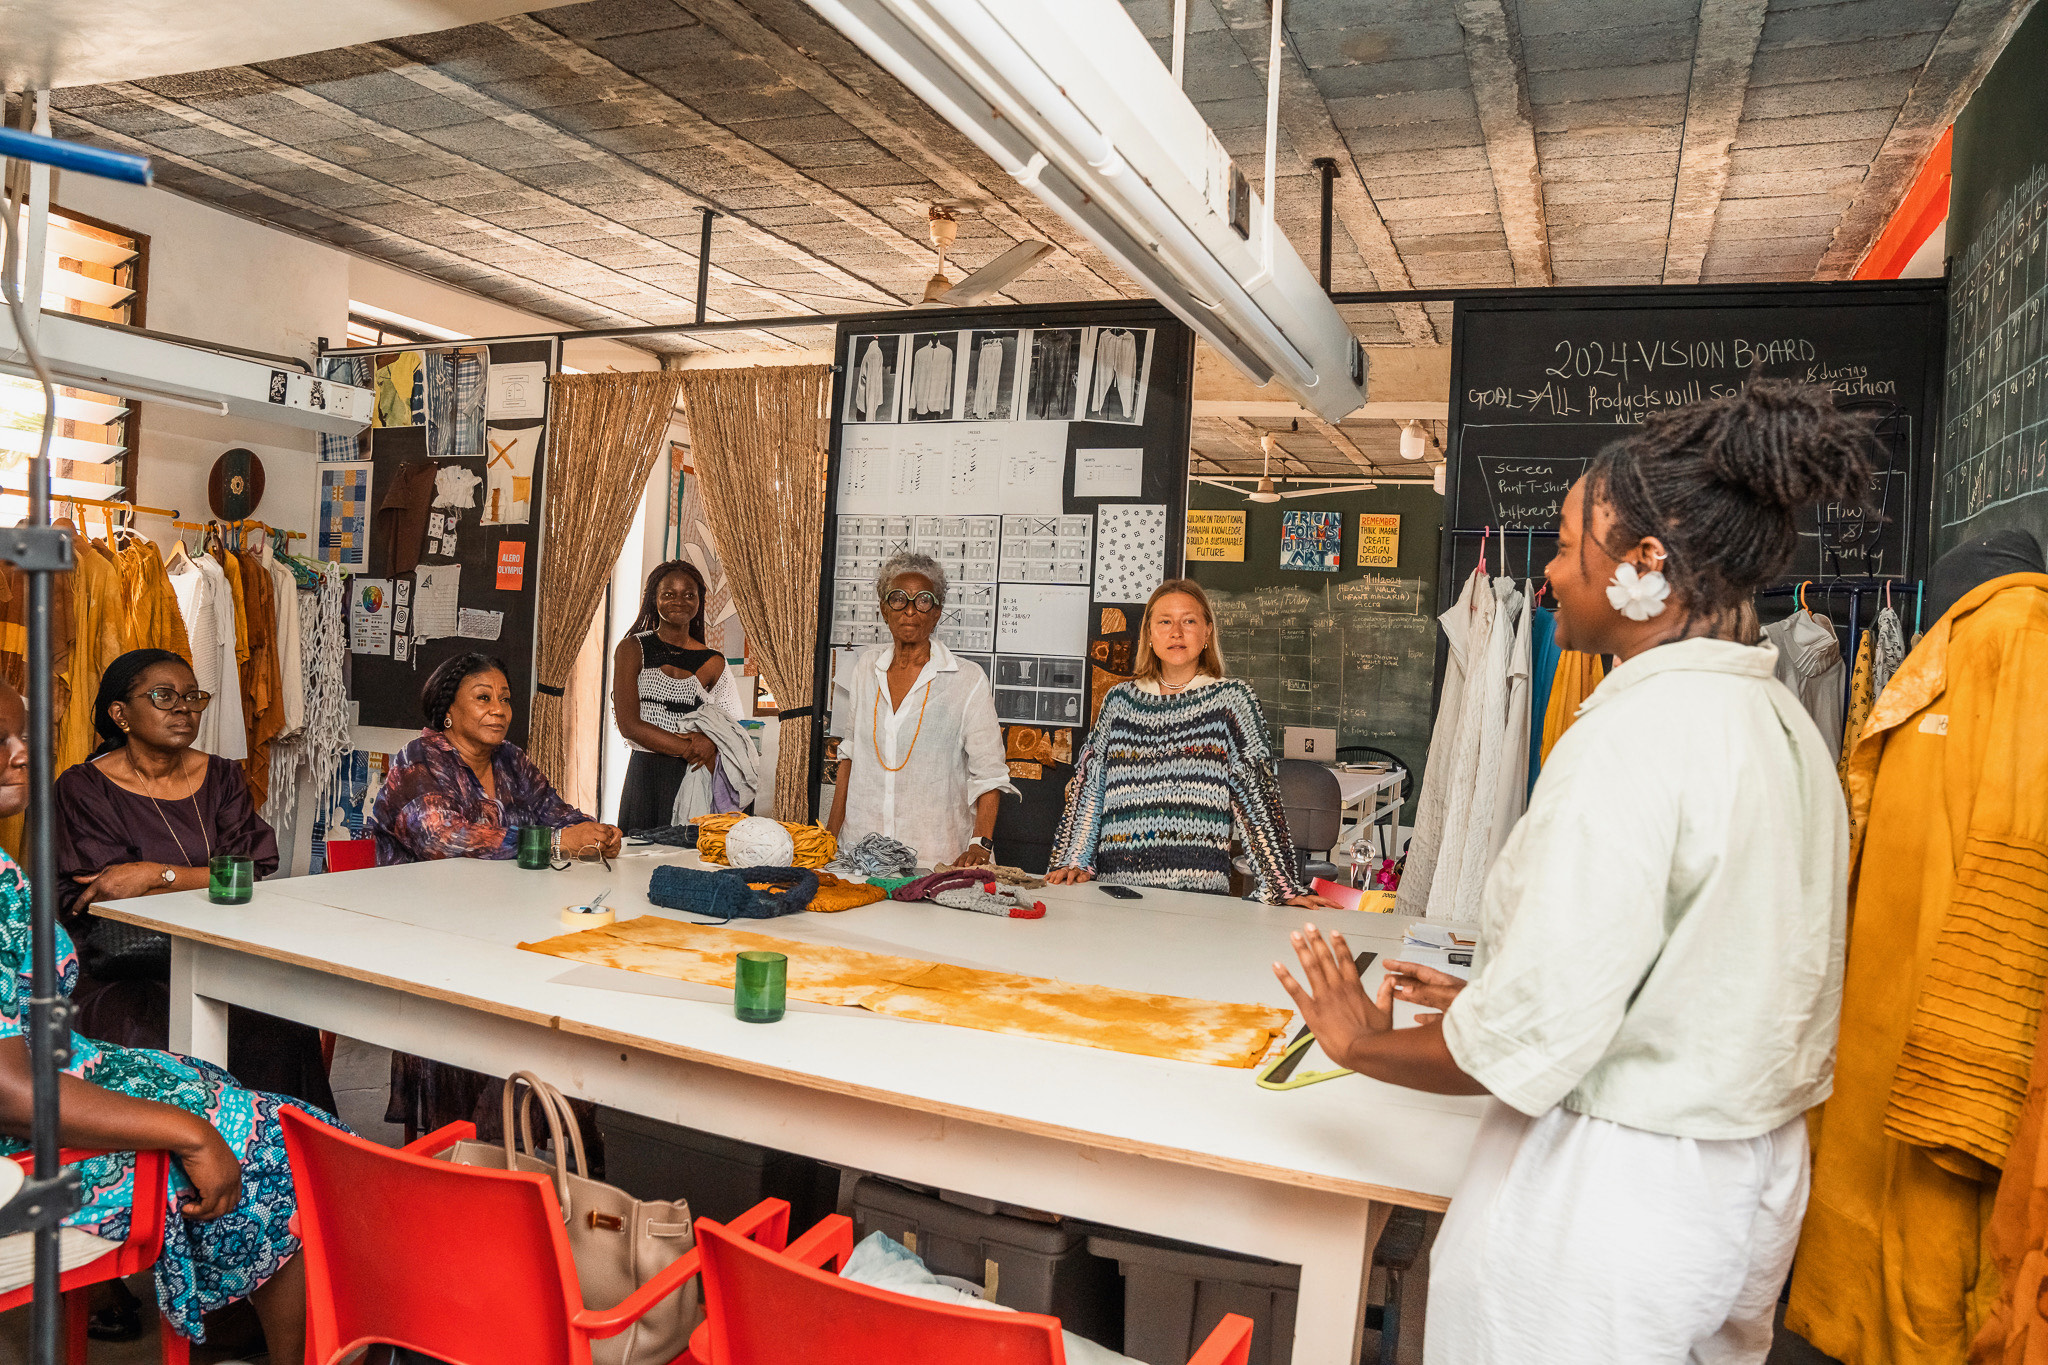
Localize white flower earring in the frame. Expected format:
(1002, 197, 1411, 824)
(1606, 554, 1671, 621)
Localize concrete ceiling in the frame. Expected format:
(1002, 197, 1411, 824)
(30, 0, 2033, 479)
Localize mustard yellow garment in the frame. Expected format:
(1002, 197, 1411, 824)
(1972, 992, 2048, 1364)
(1538, 648, 1605, 764)
(1789, 573, 2048, 1365)
(215, 545, 249, 668)
(519, 915, 1292, 1069)
(1840, 627, 1875, 787)
(56, 536, 125, 778)
(694, 812, 837, 868)
(111, 539, 192, 662)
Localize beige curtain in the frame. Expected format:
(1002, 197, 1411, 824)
(529, 369, 687, 786)
(677, 365, 831, 822)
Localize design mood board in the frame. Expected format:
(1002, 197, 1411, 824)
(317, 336, 555, 743)
(817, 307, 1194, 868)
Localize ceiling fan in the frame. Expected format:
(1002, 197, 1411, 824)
(1190, 432, 1388, 501)
(920, 205, 1055, 305)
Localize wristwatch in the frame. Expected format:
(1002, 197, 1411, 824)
(970, 836, 994, 854)
(159, 867, 176, 887)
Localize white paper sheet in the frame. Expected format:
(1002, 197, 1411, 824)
(1074, 447, 1143, 499)
(413, 563, 462, 640)
(487, 361, 548, 419)
(996, 422, 1068, 514)
(1094, 504, 1168, 603)
(837, 427, 896, 513)
(999, 514, 1093, 585)
(996, 583, 1090, 655)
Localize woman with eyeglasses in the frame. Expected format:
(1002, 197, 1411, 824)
(825, 552, 1013, 869)
(52, 648, 334, 1112)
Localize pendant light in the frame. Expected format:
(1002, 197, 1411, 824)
(1399, 419, 1429, 461)
(1249, 432, 1281, 502)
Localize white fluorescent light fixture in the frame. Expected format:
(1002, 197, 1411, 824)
(1399, 419, 1428, 461)
(804, 0, 1369, 422)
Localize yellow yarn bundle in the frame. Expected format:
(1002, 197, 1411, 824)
(694, 813, 838, 868)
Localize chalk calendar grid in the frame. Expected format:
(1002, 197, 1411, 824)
(1941, 163, 2048, 530)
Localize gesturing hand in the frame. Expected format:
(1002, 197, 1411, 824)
(1382, 959, 1467, 1019)
(1046, 867, 1093, 885)
(1271, 925, 1393, 1072)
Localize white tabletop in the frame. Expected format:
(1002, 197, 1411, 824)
(1330, 767, 1403, 805)
(99, 852, 1482, 1207)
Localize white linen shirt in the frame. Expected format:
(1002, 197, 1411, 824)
(836, 640, 1015, 867)
(1441, 637, 1849, 1140)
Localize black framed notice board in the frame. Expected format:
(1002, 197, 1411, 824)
(811, 301, 1195, 871)
(1442, 283, 1947, 609)
(318, 336, 556, 746)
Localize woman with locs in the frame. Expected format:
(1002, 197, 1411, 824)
(54, 648, 333, 1111)
(1275, 381, 1861, 1363)
(826, 552, 1012, 869)
(612, 559, 743, 831)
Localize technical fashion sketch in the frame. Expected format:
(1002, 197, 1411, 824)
(1025, 328, 1083, 421)
(966, 332, 1016, 420)
(1087, 327, 1147, 423)
(908, 335, 957, 419)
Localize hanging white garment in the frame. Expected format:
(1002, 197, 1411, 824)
(1394, 568, 1492, 919)
(1484, 582, 1533, 867)
(166, 548, 247, 759)
(910, 340, 954, 416)
(1762, 613, 1844, 764)
(1091, 329, 1139, 415)
(971, 338, 1004, 418)
(1438, 576, 1523, 923)
(260, 544, 304, 737)
(855, 340, 887, 419)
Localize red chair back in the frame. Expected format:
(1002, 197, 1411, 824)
(693, 1215, 1063, 1365)
(281, 1108, 590, 1365)
(323, 838, 376, 872)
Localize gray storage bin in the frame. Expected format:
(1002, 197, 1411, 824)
(1087, 1234, 1297, 1365)
(595, 1108, 837, 1233)
(851, 1177, 1122, 1349)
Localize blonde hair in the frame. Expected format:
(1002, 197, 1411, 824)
(1132, 579, 1228, 681)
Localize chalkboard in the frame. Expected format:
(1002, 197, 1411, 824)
(1187, 481, 1442, 821)
(327, 338, 555, 745)
(813, 302, 1194, 874)
(1940, 1, 2048, 554)
(1444, 286, 1947, 603)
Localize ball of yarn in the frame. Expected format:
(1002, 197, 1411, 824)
(724, 816, 794, 867)
(694, 812, 837, 867)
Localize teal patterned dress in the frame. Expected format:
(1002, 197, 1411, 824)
(0, 853, 347, 1341)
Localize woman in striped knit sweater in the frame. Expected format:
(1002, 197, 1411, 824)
(1048, 580, 1337, 908)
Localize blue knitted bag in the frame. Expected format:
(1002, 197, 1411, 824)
(648, 864, 819, 922)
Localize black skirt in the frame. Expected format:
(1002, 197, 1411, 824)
(617, 749, 692, 833)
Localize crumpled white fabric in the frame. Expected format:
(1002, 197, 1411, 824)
(1426, 1102, 1808, 1365)
(841, 1232, 1140, 1365)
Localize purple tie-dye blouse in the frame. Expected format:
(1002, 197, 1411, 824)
(369, 727, 591, 866)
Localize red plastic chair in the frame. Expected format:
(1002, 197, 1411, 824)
(322, 838, 376, 872)
(280, 1107, 709, 1365)
(688, 1208, 1254, 1365)
(0, 1147, 190, 1364)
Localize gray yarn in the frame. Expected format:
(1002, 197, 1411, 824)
(826, 832, 920, 878)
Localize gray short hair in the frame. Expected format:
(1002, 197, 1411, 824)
(877, 551, 947, 606)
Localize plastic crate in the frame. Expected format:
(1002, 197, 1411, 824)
(1086, 1233, 1298, 1365)
(593, 1108, 837, 1233)
(850, 1177, 1122, 1349)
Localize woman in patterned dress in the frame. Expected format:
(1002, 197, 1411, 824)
(0, 679, 344, 1357)
(611, 560, 745, 831)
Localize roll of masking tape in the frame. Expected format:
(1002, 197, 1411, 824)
(560, 904, 616, 930)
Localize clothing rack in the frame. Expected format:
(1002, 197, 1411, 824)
(32, 493, 179, 522)
(1756, 578, 1916, 713)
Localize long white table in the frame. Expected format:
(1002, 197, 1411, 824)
(99, 853, 1481, 1364)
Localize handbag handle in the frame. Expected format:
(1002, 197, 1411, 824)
(515, 1075, 590, 1183)
(499, 1071, 580, 1217)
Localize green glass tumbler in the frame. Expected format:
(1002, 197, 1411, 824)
(208, 855, 254, 905)
(734, 950, 787, 1024)
(516, 825, 554, 870)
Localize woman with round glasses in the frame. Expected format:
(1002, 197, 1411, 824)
(825, 551, 1012, 869)
(51, 648, 332, 1110)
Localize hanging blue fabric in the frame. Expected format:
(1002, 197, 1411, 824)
(1526, 606, 1560, 798)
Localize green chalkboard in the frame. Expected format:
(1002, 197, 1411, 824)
(1185, 481, 1443, 818)
(1939, 1, 2048, 556)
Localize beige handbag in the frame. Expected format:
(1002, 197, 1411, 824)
(436, 1071, 696, 1365)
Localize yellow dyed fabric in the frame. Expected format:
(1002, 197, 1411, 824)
(1538, 649, 1605, 764)
(1839, 627, 1874, 786)
(1789, 574, 2048, 1365)
(694, 812, 837, 868)
(519, 915, 1291, 1069)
